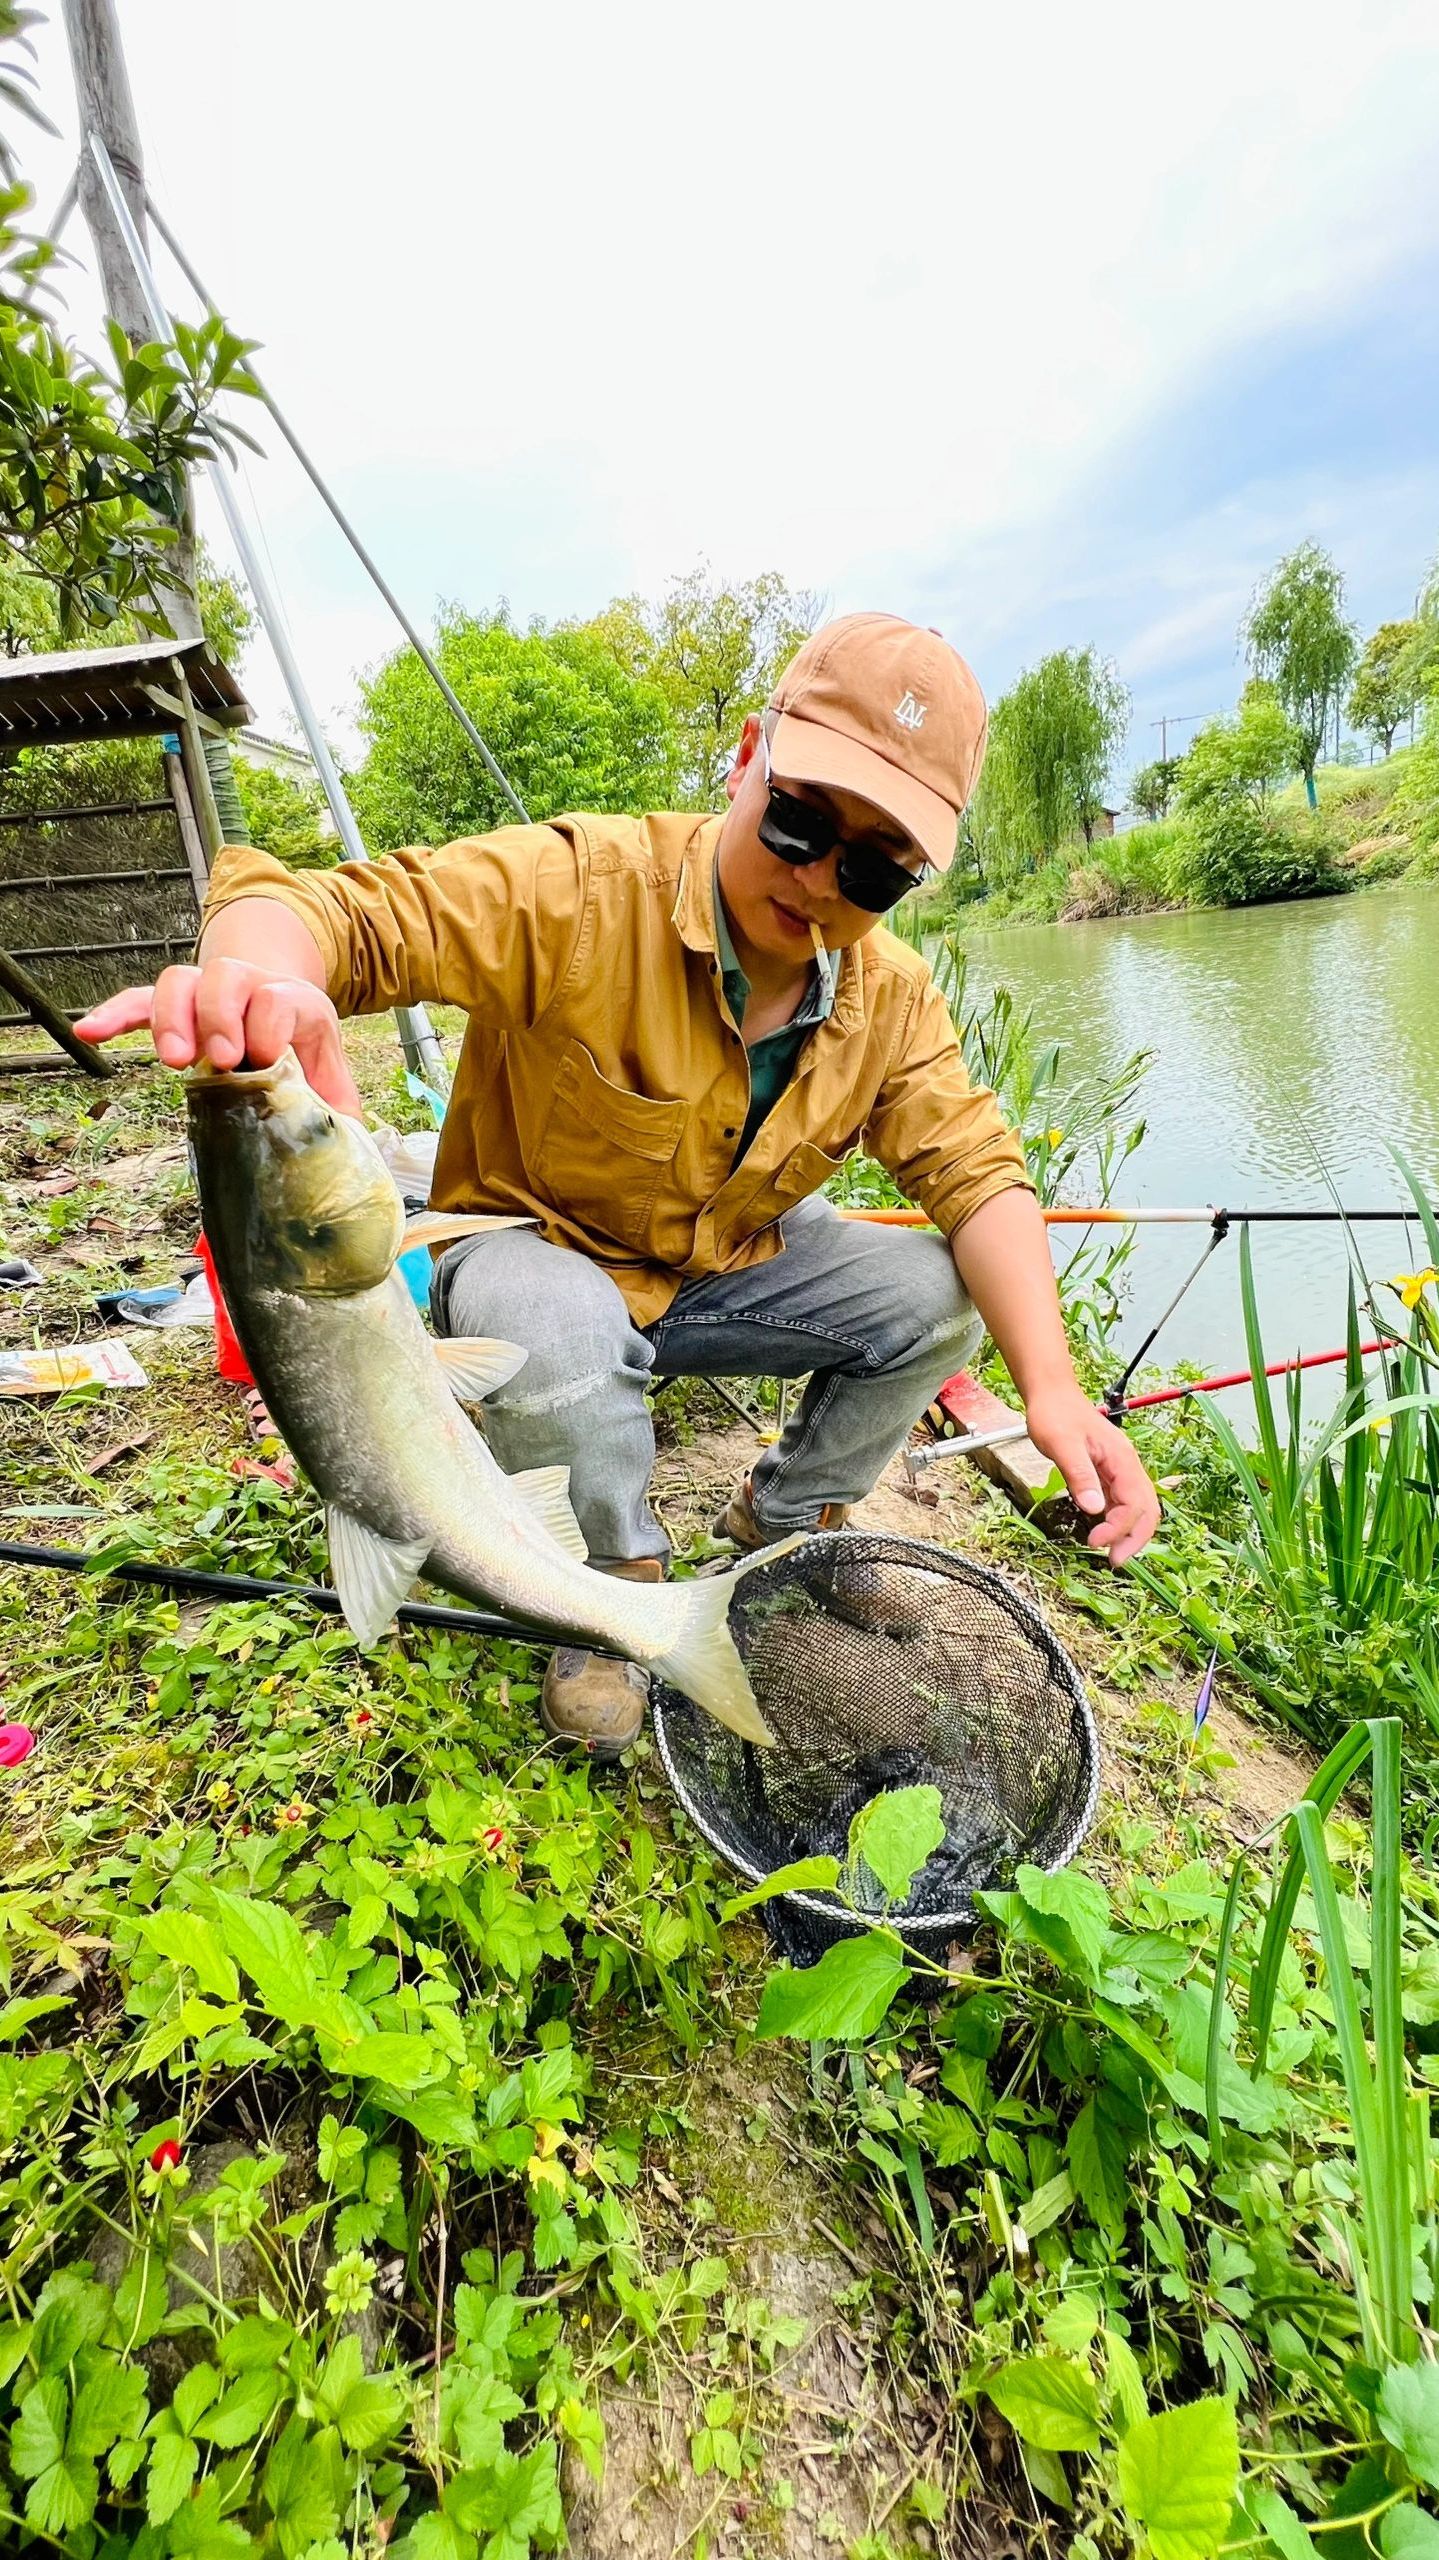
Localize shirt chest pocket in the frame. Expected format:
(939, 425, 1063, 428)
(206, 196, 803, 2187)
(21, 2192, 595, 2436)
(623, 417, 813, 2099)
(535, 1040, 688, 1248)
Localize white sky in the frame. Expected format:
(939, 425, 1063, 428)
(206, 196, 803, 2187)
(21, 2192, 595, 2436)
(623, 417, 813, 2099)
(22, 1, 1439, 766)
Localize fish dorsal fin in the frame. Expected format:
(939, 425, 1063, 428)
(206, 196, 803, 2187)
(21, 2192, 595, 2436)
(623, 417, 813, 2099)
(328, 1506, 431, 1648)
(434, 1336, 529, 1402)
(508, 1463, 589, 1562)
(402, 1211, 535, 1252)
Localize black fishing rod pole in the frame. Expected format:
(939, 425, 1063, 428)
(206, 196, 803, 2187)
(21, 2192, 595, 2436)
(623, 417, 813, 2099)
(0, 1541, 622, 1656)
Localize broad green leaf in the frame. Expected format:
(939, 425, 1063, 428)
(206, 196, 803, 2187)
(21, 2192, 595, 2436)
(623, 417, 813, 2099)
(442, 2367, 524, 2468)
(0, 1995, 70, 2042)
(1021, 2441, 1074, 2510)
(755, 1931, 907, 2042)
(1014, 1864, 1112, 1979)
(384, 2083, 480, 2149)
(146, 2427, 199, 2526)
(687, 2256, 730, 2300)
(1067, 2094, 1128, 2238)
(332, 2030, 447, 2091)
(317, 2332, 409, 2452)
(263, 2414, 346, 2557)
(1378, 2363, 1439, 2488)
(25, 2448, 98, 2538)
(986, 2355, 1100, 2453)
(1382, 2506, 1439, 2559)
(848, 1786, 945, 1902)
(1255, 2489, 1321, 2560)
(193, 2364, 287, 2446)
(69, 2361, 148, 2456)
(1115, 2397, 1238, 2560)
(721, 1857, 841, 1919)
(164, 2473, 255, 2556)
(208, 1888, 353, 2042)
(1021, 2170, 1073, 2238)
(12, 2375, 68, 2478)
(558, 2395, 606, 2485)
(136, 1909, 240, 2004)
(172, 2363, 220, 2432)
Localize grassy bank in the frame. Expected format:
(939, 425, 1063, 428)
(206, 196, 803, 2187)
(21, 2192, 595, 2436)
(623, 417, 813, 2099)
(961, 746, 1438, 929)
(3, 1013, 1439, 2557)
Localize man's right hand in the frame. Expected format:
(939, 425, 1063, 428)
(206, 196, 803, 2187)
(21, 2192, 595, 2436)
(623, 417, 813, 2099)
(75, 959, 363, 1117)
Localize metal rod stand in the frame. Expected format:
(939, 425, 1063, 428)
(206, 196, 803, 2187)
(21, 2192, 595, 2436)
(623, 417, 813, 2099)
(142, 189, 530, 829)
(87, 135, 450, 1097)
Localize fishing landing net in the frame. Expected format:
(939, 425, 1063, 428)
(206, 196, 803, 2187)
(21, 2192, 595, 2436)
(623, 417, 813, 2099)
(652, 1531, 1099, 1965)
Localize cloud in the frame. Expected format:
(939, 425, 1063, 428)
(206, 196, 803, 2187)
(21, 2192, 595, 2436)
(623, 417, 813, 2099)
(18, 0, 1439, 770)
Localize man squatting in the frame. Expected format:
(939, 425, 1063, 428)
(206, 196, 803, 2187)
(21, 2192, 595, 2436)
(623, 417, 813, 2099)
(80, 613, 1160, 1756)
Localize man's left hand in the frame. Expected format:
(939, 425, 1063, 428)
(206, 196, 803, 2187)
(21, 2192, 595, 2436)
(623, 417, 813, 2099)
(1022, 1385, 1161, 1567)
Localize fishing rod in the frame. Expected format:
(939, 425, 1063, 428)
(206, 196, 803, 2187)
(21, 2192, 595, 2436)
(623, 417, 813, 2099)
(845, 1205, 1434, 1228)
(905, 1334, 1391, 1474)
(0, 1540, 622, 1656)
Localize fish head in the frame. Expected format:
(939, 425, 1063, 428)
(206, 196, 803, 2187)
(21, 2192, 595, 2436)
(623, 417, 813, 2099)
(187, 1048, 405, 1296)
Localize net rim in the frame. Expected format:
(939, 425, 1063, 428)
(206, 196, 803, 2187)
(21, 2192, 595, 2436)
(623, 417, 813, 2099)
(653, 1531, 1101, 1938)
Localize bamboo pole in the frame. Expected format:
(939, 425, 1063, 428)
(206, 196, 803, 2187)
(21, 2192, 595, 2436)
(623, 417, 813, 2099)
(0, 945, 115, 1076)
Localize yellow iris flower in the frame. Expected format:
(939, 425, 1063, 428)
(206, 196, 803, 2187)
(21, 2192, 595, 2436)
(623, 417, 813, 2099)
(1391, 1268, 1439, 1310)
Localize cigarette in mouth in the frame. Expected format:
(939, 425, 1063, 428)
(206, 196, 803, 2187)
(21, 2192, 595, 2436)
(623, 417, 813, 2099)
(809, 919, 825, 960)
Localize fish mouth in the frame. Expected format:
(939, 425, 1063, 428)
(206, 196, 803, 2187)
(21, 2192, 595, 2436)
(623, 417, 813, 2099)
(187, 1051, 309, 1113)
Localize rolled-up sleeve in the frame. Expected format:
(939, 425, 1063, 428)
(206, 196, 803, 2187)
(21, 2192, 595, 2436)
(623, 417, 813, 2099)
(863, 977, 1032, 1235)
(200, 825, 587, 1028)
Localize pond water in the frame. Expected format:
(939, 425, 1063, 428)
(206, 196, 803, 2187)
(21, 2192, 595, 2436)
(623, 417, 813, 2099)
(958, 884, 1439, 1397)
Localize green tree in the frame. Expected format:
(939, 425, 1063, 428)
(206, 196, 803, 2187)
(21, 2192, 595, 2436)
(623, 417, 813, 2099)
(574, 566, 821, 808)
(347, 604, 680, 848)
(1347, 620, 1424, 758)
(1242, 542, 1358, 809)
(1169, 683, 1328, 907)
(1129, 756, 1179, 821)
(235, 760, 334, 868)
(1178, 681, 1301, 810)
(972, 647, 1129, 878)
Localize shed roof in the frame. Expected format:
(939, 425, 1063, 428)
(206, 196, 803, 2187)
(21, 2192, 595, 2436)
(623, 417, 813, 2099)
(0, 637, 251, 749)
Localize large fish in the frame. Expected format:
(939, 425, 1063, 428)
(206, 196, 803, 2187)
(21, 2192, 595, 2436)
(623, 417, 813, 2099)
(187, 1050, 778, 1744)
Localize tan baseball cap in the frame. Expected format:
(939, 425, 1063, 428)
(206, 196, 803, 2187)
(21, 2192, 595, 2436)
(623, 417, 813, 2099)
(767, 611, 987, 873)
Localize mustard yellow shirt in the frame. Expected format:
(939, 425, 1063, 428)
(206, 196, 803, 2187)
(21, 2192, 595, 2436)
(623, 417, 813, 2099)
(202, 812, 1031, 1326)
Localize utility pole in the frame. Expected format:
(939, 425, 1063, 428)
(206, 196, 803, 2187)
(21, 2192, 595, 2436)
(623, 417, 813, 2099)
(63, 1, 201, 644)
(1150, 713, 1215, 761)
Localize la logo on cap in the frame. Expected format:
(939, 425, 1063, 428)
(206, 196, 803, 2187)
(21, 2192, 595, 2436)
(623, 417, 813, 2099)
(894, 690, 927, 732)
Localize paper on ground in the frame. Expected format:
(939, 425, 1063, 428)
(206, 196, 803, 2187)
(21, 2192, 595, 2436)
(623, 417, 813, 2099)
(0, 1342, 149, 1398)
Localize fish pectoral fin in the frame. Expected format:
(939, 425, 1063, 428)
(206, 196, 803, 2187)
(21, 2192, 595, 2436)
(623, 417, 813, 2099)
(402, 1211, 536, 1252)
(508, 1463, 589, 1562)
(328, 1506, 431, 1648)
(434, 1336, 529, 1402)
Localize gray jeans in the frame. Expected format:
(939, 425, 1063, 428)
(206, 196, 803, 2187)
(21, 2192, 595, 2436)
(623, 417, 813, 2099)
(430, 1194, 981, 1569)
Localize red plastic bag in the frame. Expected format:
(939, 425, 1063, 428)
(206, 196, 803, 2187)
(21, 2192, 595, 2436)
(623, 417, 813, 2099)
(194, 1233, 253, 1387)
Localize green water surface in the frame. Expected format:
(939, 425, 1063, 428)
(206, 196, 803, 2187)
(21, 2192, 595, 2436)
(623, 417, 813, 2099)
(959, 883, 1439, 1387)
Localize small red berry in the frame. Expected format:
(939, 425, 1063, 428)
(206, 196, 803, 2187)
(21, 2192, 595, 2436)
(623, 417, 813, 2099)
(480, 1825, 506, 1854)
(150, 2138, 183, 2173)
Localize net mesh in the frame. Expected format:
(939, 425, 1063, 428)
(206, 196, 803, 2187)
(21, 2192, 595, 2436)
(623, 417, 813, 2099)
(653, 1530, 1099, 1962)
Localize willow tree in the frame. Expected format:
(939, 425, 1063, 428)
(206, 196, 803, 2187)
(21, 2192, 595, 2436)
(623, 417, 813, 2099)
(971, 647, 1129, 879)
(1243, 543, 1358, 809)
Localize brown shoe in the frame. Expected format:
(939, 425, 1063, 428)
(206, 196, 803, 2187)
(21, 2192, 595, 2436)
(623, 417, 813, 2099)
(711, 1476, 849, 1551)
(539, 1557, 664, 1763)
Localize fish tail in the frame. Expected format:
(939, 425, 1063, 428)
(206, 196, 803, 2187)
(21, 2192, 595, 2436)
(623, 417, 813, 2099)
(654, 1535, 805, 1748)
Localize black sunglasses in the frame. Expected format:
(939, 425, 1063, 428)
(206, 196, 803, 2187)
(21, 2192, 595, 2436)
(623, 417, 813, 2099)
(757, 728, 930, 914)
